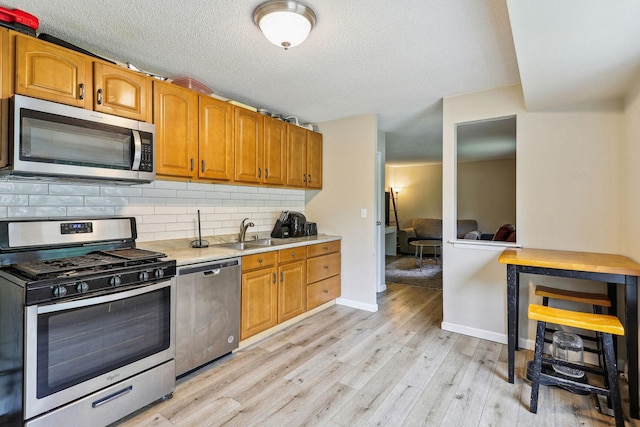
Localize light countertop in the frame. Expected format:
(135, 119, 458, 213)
(138, 234, 342, 266)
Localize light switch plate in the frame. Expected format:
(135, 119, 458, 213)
(360, 208, 367, 218)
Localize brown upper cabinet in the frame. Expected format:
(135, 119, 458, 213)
(199, 96, 234, 181)
(154, 81, 234, 182)
(234, 108, 263, 184)
(153, 80, 199, 179)
(15, 34, 151, 122)
(286, 124, 322, 189)
(235, 108, 287, 186)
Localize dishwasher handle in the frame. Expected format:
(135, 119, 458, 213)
(178, 258, 241, 276)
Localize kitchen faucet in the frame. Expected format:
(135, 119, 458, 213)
(239, 218, 255, 242)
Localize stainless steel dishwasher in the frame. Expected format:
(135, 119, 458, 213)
(175, 257, 241, 376)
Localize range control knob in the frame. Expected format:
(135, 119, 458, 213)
(76, 282, 89, 293)
(53, 286, 67, 298)
(139, 271, 150, 282)
(109, 276, 122, 287)
(154, 269, 165, 279)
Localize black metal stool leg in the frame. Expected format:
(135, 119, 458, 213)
(530, 319, 546, 414)
(602, 333, 624, 427)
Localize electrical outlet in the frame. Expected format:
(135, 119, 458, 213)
(360, 208, 367, 218)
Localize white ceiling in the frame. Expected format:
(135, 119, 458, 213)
(4, 1, 640, 165)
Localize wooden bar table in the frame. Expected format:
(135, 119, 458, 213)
(498, 247, 640, 419)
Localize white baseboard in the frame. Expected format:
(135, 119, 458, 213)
(336, 297, 378, 312)
(441, 321, 508, 344)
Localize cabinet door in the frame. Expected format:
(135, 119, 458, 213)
(234, 108, 263, 184)
(307, 131, 323, 189)
(15, 34, 89, 108)
(278, 260, 306, 323)
(94, 62, 151, 121)
(286, 124, 307, 188)
(199, 96, 234, 181)
(153, 81, 199, 179)
(0, 29, 10, 168)
(241, 267, 278, 340)
(263, 118, 287, 186)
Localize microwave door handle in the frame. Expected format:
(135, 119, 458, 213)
(131, 130, 142, 171)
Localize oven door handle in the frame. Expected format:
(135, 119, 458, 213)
(35, 280, 171, 314)
(92, 385, 133, 408)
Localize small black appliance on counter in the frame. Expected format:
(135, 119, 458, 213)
(271, 211, 317, 238)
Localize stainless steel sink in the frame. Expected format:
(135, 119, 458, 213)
(215, 239, 275, 250)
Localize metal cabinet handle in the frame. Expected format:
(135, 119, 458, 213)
(272, 272, 276, 283)
(280, 271, 284, 282)
(265, 168, 269, 178)
(201, 160, 205, 173)
(323, 289, 329, 293)
(191, 158, 194, 171)
(291, 251, 295, 257)
(308, 174, 312, 183)
(323, 265, 329, 269)
(258, 258, 263, 264)
(258, 167, 262, 178)
(97, 88, 103, 105)
(303, 174, 307, 183)
(79, 83, 85, 100)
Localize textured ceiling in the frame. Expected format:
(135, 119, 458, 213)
(5, 0, 521, 165)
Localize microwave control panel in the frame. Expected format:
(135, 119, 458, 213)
(140, 140, 153, 172)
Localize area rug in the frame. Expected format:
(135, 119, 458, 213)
(385, 255, 442, 289)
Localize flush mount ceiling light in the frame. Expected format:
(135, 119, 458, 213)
(253, 0, 317, 50)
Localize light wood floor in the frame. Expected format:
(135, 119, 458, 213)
(116, 283, 639, 427)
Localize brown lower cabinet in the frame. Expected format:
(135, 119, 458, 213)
(240, 241, 340, 340)
(306, 241, 341, 310)
(241, 252, 278, 340)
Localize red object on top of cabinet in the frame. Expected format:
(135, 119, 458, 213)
(0, 7, 39, 29)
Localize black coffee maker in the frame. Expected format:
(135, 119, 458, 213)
(271, 211, 306, 238)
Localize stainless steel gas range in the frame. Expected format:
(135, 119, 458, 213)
(0, 217, 177, 427)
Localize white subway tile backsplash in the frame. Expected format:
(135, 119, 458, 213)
(8, 206, 67, 217)
(143, 214, 177, 224)
(100, 186, 143, 197)
(67, 207, 116, 216)
(142, 188, 177, 198)
(85, 196, 129, 206)
(0, 194, 29, 205)
(1, 181, 304, 240)
(0, 182, 49, 194)
(29, 195, 84, 206)
(49, 184, 101, 196)
(155, 206, 189, 215)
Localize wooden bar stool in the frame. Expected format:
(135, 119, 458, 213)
(528, 304, 625, 427)
(535, 285, 612, 368)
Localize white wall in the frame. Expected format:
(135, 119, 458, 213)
(624, 80, 640, 259)
(441, 84, 625, 346)
(0, 179, 305, 242)
(306, 114, 378, 311)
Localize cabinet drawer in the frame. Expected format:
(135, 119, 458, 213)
(278, 247, 306, 264)
(307, 252, 341, 283)
(307, 240, 341, 258)
(242, 251, 277, 271)
(307, 275, 341, 310)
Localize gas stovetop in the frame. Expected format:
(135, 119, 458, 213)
(0, 248, 176, 305)
(13, 248, 167, 279)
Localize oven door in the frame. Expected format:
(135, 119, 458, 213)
(24, 280, 175, 420)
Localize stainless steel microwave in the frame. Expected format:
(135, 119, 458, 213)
(1, 95, 155, 184)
